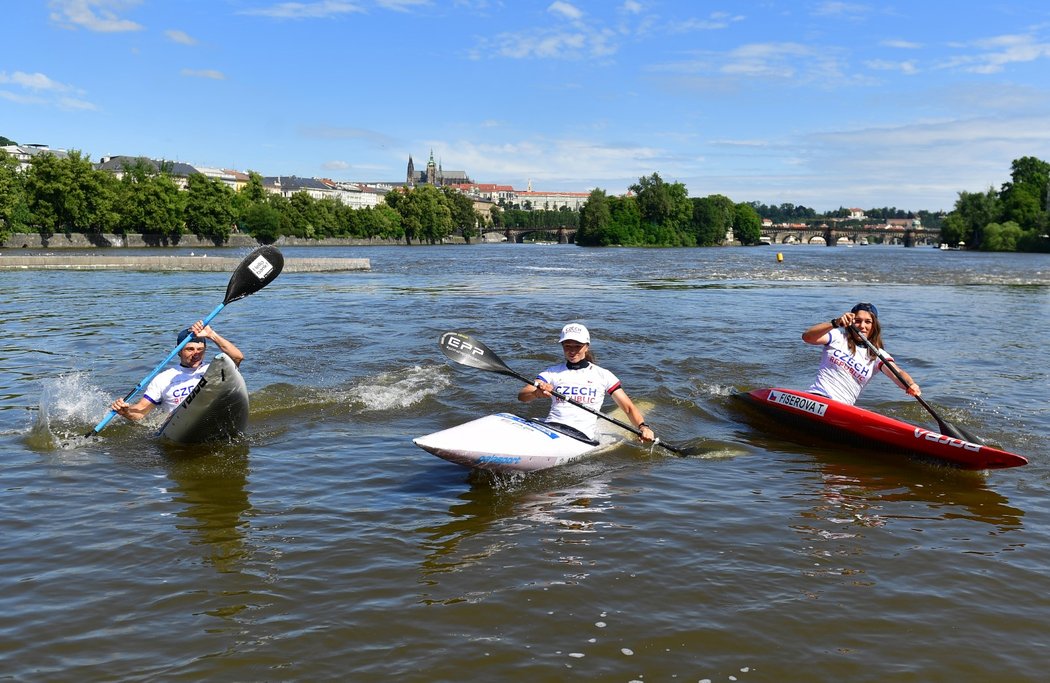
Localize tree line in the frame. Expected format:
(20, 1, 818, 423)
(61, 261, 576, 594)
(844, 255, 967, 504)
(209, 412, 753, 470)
(0, 149, 499, 245)
(575, 173, 762, 246)
(3, 144, 1046, 251)
(940, 156, 1050, 252)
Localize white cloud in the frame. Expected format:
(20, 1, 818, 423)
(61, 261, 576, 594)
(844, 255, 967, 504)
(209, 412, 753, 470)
(865, 59, 917, 75)
(812, 2, 871, 19)
(548, 1, 583, 22)
(48, 0, 143, 32)
(166, 29, 197, 45)
(0, 71, 73, 92)
(322, 160, 351, 170)
(673, 11, 745, 32)
(376, 0, 431, 11)
(180, 69, 226, 80)
(0, 71, 97, 111)
(240, 1, 365, 19)
(940, 33, 1050, 74)
(621, 0, 643, 14)
(881, 39, 922, 49)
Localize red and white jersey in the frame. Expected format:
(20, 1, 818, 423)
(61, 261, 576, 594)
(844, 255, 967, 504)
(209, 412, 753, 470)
(537, 362, 622, 439)
(144, 363, 209, 413)
(808, 327, 889, 405)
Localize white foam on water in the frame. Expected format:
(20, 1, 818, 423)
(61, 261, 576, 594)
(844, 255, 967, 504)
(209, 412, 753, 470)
(344, 364, 451, 411)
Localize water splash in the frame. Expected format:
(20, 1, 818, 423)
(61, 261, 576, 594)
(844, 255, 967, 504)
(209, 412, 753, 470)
(344, 364, 451, 411)
(27, 372, 112, 451)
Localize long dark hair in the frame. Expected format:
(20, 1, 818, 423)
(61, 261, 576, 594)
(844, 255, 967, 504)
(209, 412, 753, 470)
(845, 316, 884, 360)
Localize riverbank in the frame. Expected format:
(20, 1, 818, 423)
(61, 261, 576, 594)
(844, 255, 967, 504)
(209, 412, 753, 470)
(0, 254, 370, 272)
(0, 232, 465, 249)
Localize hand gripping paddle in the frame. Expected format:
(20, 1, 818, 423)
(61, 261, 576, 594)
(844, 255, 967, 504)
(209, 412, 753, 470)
(88, 245, 284, 436)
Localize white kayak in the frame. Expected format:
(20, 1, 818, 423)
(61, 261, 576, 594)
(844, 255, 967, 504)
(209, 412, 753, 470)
(157, 353, 249, 444)
(413, 412, 627, 473)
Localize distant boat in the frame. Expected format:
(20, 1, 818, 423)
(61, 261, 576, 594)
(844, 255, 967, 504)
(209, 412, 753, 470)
(939, 243, 949, 250)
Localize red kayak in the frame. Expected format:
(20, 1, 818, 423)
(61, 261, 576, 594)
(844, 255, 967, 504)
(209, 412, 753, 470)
(739, 387, 1028, 470)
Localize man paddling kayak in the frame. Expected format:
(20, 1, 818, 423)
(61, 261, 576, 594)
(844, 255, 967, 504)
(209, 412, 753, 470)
(518, 323, 655, 444)
(802, 302, 920, 406)
(110, 321, 243, 421)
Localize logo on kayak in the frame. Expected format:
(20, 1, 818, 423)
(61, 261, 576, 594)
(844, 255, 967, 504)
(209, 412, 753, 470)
(478, 455, 523, 464)
(913, 428, 981, 452)
(768, 389, 828, 417)
(501, 413, 560, 440)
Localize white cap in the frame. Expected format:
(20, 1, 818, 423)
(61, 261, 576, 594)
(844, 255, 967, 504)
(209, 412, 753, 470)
(559, 323, 590, 344)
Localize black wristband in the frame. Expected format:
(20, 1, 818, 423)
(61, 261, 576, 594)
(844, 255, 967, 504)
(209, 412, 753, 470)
(639, 422, 650, 428)
(830, 318, 840, 328)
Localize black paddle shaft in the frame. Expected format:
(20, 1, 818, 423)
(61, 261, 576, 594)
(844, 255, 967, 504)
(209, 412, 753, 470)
(438, 332, 695, 456)
(850, 327, 983, 444)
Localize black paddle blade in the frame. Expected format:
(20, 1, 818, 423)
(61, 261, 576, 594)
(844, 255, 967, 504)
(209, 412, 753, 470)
(939, 419, 985, 445)
(224, 245, 284, 304)
(439, 332, 520, 379)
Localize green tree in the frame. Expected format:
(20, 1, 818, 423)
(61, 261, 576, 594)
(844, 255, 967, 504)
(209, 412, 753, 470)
(185, 173, 235, 243)
(116, 159, 184, 238)
(364, 204, 403, 240)
(24, 150, 118, 235)
(630, 172, 691, 234)
(577, 189, 612, 245)
(982, 221, 1024, 251)
(733, 201, 763, 245)
(609, 195, 644, 244)
(442, 187, 479, 241)
(390, 185, 452, 244)
(947, 188, 1001, 249)
(0, 151, 30, 240)
(690, 194, 735, 246)
(240, 202, 281, 243)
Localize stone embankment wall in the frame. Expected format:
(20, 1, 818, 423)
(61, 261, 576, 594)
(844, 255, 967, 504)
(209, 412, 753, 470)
(0, 254, 370, 272)
(0, 233, 468, 249)
(0, 233, 414, 249)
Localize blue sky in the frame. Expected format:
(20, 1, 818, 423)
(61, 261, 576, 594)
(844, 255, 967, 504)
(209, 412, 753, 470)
(3, 1, 1050, 211)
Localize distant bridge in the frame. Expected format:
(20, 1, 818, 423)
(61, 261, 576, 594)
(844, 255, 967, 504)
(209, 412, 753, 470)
(761, 224, 938, 247)
(482, 227, 578, 243)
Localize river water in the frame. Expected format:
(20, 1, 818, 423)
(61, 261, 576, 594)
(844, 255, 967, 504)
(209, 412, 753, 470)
(2, 244, 1048, 682)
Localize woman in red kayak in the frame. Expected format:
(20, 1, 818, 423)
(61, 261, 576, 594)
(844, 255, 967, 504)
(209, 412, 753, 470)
(802, 302, 921, 405)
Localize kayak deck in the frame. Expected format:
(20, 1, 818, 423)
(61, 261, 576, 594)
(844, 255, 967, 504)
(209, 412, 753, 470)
(157, 353, 249, 444)
(738, 387, 1027, 470)
(414, 412, 626, 473)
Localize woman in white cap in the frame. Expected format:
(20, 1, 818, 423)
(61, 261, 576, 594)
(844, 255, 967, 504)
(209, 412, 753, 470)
(802, 302, 921, 405)
(518, 322, 655, 444)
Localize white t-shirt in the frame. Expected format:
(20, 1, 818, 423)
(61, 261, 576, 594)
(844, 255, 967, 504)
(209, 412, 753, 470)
(537, 362, 622, 439)
(144, 363, 209, 413)
(808, 327, 890, 405)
